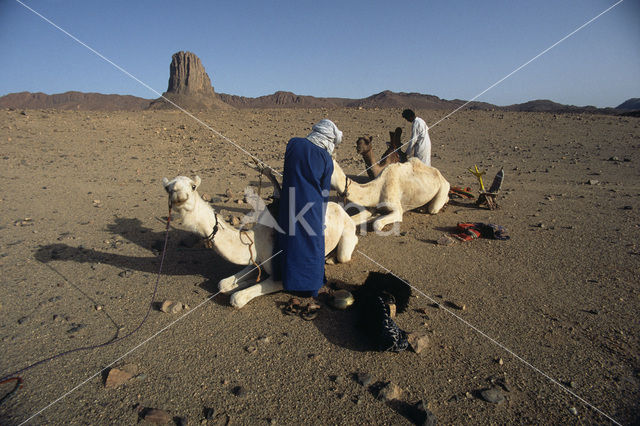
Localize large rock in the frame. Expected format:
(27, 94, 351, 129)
(149, 51, 231, 110)
(167, 51, 215, 97)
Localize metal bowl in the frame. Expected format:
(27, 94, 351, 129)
(331, 289, 355, 310)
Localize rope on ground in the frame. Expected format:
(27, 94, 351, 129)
(0, 209, 174, 404)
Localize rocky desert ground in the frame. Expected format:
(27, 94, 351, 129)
(0, 107, 638, 424)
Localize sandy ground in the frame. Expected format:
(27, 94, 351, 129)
(0, 107, 639, 425)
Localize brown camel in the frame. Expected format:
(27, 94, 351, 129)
(356, 127, 406, 179)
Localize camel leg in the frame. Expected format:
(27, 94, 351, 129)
(230, 278, 283, 308)
(426, 181, 450, 214)
(372, 208, 404, 232)
(218, 265, 255, 293)
(336, 221, 358, 263)
(349, 209, 373, 226)
(336, 234, 358, 263)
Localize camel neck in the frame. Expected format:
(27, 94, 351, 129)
(361, 149, 376, 167)
(192, 198, 253, 265)
(331, 160, 383, 207)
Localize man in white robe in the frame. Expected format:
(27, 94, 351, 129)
(402, 109, 432, 166)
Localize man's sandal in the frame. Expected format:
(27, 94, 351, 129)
(283, 298, 302, 316)
(301, 301, 321, 321)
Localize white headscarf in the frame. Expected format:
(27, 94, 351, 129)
(306, 119, 343, 155)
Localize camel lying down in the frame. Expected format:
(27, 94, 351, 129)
(162, 176, 358, 308)
(331, 158, 450, 232)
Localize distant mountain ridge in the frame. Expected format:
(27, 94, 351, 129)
(1, 89, 636, 115)
(616, 98, 640, 110)
(0, 91, 151, 111)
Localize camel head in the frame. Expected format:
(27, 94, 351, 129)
(355, 136, 373, 155)
(162, 175, 202, 212)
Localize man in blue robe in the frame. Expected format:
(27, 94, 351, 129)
(274, 119, 343, 299)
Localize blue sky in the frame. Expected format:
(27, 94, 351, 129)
(1, 0, 638, 107)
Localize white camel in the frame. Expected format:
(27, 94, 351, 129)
(162, 175, 358, 308)
(331, 158, 450, 232)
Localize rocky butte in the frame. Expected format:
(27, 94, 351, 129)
(149, 51, 230, 110)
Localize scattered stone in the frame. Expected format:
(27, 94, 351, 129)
(67, 323, 86, 333)
(105, 367, 135, 388)
(203, 407, 215, 420)
(377, 382, 402, 401)
(497, 357, 504, 365)
(414, 400, 437, 426)
(587, 179, 599, 185)
(437, 234, 456, 246)
(330, 375, 344, 384)
(256, 336, 271, 345)
(245, 344, 257, 353)
(446, 301, 466, 310)
(118, 270, 133, 278)
(224, 188, 234, 198)
(17, 316, 29, 325)
(608, 156, 619, 161)
(355, 372, 373, 387)
(231, 386, 246, 397)
(230, 216, 241, 227)
(569, 407, 578, 415)
(498, 380, 512, 392)
(480, 387, 505, 404)
(142, 408, 171, 424)
(407, 332, 430, 355)
(95, 305, 103, 311)
(200, 193, 211, 202)
(160, 300, 184, 314)
(120, 364, 139, 375)
(14, 218, 34, 227)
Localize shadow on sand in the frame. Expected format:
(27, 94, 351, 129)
(34, 216, 238, 282)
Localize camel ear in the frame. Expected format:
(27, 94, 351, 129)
(162, 177, 169, 189)
(193, 176, 201, 189)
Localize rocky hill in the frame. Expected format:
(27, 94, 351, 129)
(0, 91, 151, 111)
(218, 91, 347, 108)
(502, 99, 619, 115)
(616, 98, 640, 111)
